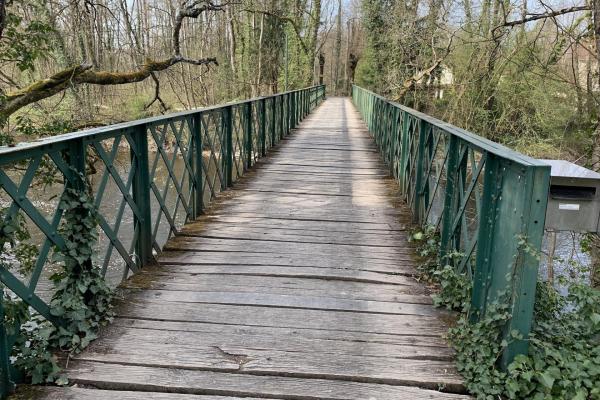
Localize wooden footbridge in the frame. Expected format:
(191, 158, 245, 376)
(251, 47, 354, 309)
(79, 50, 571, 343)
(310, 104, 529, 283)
(0, 86, 550, 399)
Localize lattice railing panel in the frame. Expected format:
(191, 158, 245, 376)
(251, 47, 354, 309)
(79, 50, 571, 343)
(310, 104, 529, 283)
(352, 84, 549, 364)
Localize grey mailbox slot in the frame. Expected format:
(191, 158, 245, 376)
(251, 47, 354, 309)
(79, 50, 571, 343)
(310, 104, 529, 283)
(541, 159, 600, 233)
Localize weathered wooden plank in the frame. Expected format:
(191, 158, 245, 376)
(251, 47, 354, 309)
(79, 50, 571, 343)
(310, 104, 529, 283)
(156, 251, 417, 275)
(12, 387, 258, 400)
(139, 264, 417, 285)
(115, 301, 451, 336)
(128, 289, 443, 316)
(111, 318, 451, 348)
(123, 274, 431, 302)
(185, 215, 409, 233)
(64, 361, 471, 399)
(158, 249, 415, 267)
(183, 219, 408, 234)
(83, 325, 454, 360)
(181, 218, 407, 238)
(196, 210, 412, 225)
(178, 226, 409, 247)
(213, 194, 401, 208)
(73, 346, 463, 391)
(165, 237, 414, 257)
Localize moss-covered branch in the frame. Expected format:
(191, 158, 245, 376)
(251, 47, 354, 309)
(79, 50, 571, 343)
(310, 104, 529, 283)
(0, 57, 217, 121)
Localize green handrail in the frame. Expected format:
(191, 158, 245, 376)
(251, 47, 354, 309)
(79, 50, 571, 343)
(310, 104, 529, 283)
(0, 85, 326, 397)
(352, 85, 550, 366)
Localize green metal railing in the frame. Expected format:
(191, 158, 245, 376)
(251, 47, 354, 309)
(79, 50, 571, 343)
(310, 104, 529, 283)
(0, 85, 326, 395)
(352, 85, 550, 365)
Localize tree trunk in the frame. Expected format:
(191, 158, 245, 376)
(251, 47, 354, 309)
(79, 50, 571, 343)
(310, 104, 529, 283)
(333, 0, 342, 94)
(309, 0, 322, 85)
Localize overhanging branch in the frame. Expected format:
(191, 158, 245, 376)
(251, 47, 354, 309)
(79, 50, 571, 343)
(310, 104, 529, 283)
(1, 56, 217, 118)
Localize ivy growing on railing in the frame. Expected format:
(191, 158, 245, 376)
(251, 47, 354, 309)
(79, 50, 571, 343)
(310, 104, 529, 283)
(48, 179, 114, 352)
(0, 174, 114, 385)
(411, 227, 600, 399)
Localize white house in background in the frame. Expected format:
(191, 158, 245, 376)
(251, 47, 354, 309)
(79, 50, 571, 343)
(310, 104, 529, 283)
(417, 64, 454, 99)
(435, 65, 454, 99)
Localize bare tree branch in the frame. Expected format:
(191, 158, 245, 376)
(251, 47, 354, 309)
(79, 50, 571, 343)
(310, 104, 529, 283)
(145, 72, 168, 112)
(501, 6, 590, 28)
(1, 57, 217, 119)
(174, 0, 231, 55)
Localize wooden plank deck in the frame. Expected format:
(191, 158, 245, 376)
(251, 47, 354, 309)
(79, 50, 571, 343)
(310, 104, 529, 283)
(20, 97, 470, 399)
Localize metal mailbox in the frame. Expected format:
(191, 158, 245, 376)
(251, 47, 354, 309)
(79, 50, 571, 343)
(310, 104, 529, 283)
(541, 159, 600, 233)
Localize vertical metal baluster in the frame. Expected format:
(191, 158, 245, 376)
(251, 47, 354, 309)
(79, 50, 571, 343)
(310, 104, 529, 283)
(245, 102, 253, 170)
(131, 124, 154, 267)
(260, 98, 267, 157)
(413, 120, 428, 223)
(224, 106, 233, 187)
(271, 97, 276, 147)
(440, 135, 459, 260)
(279, 95, 284, 140)
(192, 113, 203, 218)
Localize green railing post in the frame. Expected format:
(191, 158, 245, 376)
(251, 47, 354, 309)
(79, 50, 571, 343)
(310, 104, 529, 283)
(413, 120, 428, 223)
(0, 289, 14, 399)
(224, 106, 233, 187)
(192, 113, 203, 218)
(472, 159, 550, 366)
(260, 98, 267, 156)
(131, 124, 154, 267)
(279, 95, 284, 140)
(284, 94, 289, 135)
(471, 154, 496, 320)
(245, 102, 253, 170)
(398, 111, 411, 192)
(499, 165, 549, 365)
(439, 135, 459, 260)
(271, 97, 276, 146)
(292, 92, 297, 129)
(66, 138, 86, 187)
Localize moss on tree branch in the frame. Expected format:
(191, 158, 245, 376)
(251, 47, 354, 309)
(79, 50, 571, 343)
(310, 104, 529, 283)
(0, 56, 217, 120)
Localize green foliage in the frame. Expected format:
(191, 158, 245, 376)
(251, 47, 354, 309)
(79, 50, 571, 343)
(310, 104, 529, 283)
(11, 313, 63, 385)
(410, 224, 439, 258)
(452, 282, 600, 400)
(49, 179, 114, 353)
(411, 226, 600, 399)
(0, 205, 61, 384)
(0, 2, 54, 72)
(354, 47, 380, 90)
(449, 301, 514, 399)
(411, 226, 471, 312)
(0, 175, 114, 385)
(0, 209, 39, 277)
(432, 263, 471, 312)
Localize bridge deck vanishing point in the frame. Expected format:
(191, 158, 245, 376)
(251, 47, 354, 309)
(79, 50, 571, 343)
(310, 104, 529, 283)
(22, 98, 471, 400)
